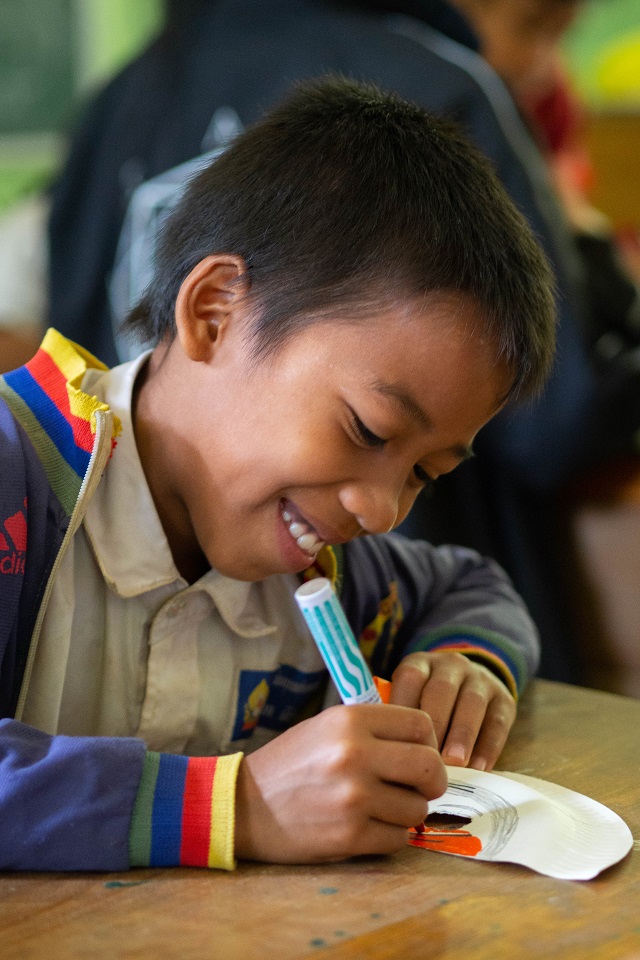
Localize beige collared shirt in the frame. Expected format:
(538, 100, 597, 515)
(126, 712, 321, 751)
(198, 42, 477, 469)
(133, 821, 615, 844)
(21, 353, 326, 755)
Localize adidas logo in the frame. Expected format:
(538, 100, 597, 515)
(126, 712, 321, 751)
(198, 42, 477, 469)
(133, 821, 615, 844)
(0, 503, 26, 576)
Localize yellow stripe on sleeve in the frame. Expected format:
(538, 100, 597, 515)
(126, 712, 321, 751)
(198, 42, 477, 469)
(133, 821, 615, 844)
(208, 752, 244, 871)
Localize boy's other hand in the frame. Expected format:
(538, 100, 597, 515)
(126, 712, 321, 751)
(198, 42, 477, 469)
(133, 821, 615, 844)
(389, 651, 517, 773)
(234, 704, 447, 864)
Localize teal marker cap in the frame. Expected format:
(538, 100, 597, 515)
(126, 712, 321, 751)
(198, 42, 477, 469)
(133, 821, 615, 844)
(295, 577, 382, 705)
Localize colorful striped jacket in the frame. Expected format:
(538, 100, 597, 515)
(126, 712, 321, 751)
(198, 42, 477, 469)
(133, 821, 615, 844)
(0, 330, 539, 871)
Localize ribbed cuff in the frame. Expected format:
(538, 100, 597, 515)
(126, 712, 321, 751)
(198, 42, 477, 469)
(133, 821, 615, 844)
(129, 751, 243, 870)
(406, 626, 524, 699)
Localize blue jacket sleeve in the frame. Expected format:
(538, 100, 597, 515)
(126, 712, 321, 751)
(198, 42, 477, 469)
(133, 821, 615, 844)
(340, 533, 539, 697)
(0, 719, 146, 871)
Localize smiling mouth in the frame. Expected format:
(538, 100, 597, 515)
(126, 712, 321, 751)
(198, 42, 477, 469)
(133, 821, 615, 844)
(281, 501, 326, 558)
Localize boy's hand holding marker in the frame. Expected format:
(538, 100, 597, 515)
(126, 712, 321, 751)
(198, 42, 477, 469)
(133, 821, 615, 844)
(234, 701, 445, 864)
(233, 578, 515, 865)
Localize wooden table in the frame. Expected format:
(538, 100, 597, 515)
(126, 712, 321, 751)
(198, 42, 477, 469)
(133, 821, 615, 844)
(2, 680, 639, 960)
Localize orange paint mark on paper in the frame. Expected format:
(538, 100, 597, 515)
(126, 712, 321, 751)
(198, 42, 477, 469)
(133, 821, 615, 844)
(408, 823, 482, 857)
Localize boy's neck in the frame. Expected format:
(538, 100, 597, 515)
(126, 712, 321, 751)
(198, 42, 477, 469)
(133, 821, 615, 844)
(132, 344, 212, 585)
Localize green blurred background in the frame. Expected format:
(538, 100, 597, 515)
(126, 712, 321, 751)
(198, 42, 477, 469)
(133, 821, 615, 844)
(0, 0, 162, 211)
(0, 0, 638, 213)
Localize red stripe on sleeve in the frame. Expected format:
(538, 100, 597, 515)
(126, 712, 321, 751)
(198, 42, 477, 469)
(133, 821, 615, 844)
(26, 348, 95, 453)
(179, 756, 218, 867)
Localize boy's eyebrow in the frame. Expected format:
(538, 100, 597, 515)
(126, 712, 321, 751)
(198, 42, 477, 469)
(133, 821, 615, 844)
(373, 380, 434, 430)
(373, 380, 474, 462)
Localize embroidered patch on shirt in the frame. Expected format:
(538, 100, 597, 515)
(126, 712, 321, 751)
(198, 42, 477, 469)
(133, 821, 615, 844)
(231, 665, 326, 741)
(359, 580, 403, 669)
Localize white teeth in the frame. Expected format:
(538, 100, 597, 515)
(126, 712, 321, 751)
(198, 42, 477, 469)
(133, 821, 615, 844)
(282, 503, 324, 555)
(297, 532, 322, 554)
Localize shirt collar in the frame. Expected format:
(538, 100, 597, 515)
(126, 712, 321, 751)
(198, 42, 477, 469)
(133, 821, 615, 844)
(198, 570, 277, 638)
(81, 352, 277, 637)
(82, 351, 183, 596)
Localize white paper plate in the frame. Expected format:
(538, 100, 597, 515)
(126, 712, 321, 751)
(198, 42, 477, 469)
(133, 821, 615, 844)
(408, 766, 633, 880)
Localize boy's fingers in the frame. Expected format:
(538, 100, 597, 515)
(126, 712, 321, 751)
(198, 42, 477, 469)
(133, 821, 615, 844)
(348, 819, 414, 858)
(389, 656, 432, 709)
(388, 655, 516, 767)
(356, 702, 438, 749)
(371, 740, 447, 798)
(468, 697, 517, 771)
(442, 683, 516, 769)
(415, 656, 470, 749)
(440, 684, 487, 766)
(367, 781, 431, 829)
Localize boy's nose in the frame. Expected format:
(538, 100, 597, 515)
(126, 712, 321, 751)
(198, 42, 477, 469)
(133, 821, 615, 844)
(338, 482, 402, 535)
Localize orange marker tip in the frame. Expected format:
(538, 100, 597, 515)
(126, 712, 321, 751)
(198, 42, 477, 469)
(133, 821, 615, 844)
(373, 676, 391, 704)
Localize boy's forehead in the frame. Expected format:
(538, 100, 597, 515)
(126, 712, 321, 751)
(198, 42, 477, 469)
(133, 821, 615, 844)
(248, 289, 515, 410)
(364, 301, 514, 404)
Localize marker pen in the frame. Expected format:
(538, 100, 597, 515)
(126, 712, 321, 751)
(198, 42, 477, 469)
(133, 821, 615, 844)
(295, 576, 426, 834)
(294, 577, 382, 705)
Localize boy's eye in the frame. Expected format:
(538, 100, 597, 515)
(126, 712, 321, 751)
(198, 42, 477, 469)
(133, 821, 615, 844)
(350, 412, 386, 448)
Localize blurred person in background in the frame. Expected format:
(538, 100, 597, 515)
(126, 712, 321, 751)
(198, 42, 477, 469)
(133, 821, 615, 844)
(455, 0, 640, 367)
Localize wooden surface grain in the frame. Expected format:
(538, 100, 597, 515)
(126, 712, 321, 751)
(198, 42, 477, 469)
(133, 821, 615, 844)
(1, 680, 639, 960)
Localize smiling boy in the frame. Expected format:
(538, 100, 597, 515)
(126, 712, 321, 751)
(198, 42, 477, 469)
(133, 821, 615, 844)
(0, 77, 555, 871)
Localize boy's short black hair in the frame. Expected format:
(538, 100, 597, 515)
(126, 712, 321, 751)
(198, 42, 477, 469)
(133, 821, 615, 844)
(125, 74, 556, 400)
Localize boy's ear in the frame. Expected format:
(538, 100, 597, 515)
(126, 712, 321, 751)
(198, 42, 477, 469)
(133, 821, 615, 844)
(174, 254, 250, 361)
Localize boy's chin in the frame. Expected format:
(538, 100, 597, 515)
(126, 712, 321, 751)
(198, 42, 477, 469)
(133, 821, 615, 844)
(213, 551, 320, 582)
